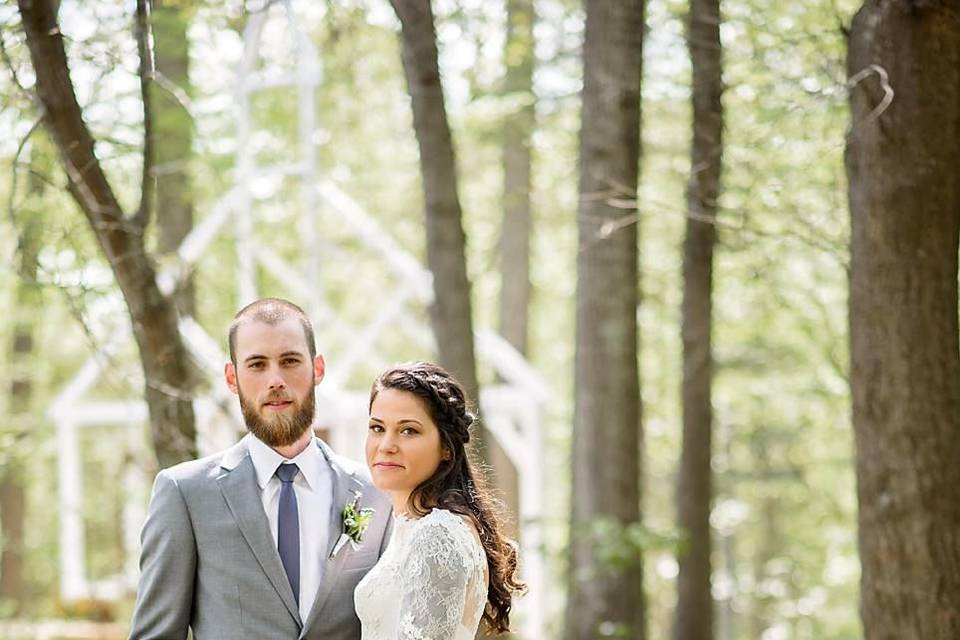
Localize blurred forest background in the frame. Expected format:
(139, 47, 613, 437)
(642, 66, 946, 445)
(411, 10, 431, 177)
(1, 0, 958, 639)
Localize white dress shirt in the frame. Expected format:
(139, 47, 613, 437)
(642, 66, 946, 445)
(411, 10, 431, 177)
(248, 434, 332, 623)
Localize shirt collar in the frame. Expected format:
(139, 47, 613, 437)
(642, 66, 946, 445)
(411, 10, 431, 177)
(247, 432, 325, 491)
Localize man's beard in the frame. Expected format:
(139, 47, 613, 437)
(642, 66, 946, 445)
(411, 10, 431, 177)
(239, 386, 315, 448)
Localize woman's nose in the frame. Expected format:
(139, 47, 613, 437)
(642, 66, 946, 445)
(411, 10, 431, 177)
(379, 433, 398, 452)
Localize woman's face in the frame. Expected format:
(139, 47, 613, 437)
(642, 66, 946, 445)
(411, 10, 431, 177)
(366, 388, 446, 507)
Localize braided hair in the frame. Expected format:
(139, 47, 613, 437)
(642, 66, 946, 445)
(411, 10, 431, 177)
(369, 362, 526, 634)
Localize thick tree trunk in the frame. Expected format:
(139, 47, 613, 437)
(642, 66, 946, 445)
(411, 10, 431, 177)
(152, 0, 195, 318)
(565, 2, 645, 639)
(674, 0, 722, 638)
(388, 0, 502, 459)
(18, 0, 196, 469)
(846, 3, 960, 638)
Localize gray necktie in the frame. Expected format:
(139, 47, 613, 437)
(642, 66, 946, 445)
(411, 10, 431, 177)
(276, 463, 300, 606)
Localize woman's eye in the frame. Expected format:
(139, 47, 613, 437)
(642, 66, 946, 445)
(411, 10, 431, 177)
(368, 424, 383, 433)
(401, 427, 418, 436)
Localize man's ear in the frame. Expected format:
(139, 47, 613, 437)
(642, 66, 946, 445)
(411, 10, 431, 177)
(313, 354, 326, 385)
(224, 362, 239, 395)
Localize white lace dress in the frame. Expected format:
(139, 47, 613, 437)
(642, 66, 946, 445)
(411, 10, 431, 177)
(355, 508, 488, 640)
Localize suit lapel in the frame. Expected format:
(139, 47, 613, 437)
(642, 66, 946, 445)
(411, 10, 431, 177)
(300, 441, 364, 637)
(218, 446, 301, 627)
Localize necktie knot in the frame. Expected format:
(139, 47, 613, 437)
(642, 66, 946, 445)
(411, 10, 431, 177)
(276, 463, 299, 484)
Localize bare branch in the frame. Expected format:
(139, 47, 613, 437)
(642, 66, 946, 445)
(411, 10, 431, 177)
(0, 26, 35, 106)
(848, 64, 894, 126)
(152, 70, 195, 122)
(18, 0, 130, 244)
(133, 0, 156, 229)
(6, 117, 45, 258)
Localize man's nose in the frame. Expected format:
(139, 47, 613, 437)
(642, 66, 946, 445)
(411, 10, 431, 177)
(266, 366, 286, 389)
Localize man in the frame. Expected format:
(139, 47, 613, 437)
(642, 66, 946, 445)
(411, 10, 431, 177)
(130, 298, 392, 640)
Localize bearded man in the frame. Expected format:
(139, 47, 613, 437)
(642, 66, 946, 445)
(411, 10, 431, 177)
(129, 298, 392, 640)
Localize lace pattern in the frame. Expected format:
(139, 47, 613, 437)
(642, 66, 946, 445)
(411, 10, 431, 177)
(355, 509, 488, 640)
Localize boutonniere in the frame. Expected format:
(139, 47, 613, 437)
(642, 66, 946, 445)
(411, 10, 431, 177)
(331, 492, 375, 558)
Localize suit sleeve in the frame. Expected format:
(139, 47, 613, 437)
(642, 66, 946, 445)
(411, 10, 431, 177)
(128, 471, 197, 640)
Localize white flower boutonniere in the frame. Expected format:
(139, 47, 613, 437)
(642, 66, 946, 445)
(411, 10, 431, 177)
(331, 492, 375, 558)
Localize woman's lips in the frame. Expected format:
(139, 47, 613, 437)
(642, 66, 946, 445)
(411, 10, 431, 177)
(374, 462, 404, 470)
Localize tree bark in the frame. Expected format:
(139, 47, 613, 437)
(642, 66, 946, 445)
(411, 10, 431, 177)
(18, 0, 197, 469)
(498, 0, 535, 357)
(565, 2, 645, 639)
(747, 499, 777, 640)
(0, 473, 25, 614)
(0, 155, 44, 613)
(674, 0, 722, 637)
(387, 1, 492, 445)
(847, 3, 960, 638)
(152, 0, 196, 318)
(493, 0, 537, 544)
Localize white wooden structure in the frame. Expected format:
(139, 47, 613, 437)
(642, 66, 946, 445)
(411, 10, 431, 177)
(49, 2, 547, 637)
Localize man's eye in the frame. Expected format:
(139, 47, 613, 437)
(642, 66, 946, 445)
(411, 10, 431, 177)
(248, 361, 264, 369)
(282, 359, 300, 366)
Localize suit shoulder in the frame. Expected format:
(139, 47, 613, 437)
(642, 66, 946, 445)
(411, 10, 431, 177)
(330, 451, 373, 483)
(157, 449, 228, 485)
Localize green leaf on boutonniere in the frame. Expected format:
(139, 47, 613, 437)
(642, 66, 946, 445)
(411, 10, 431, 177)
(342, 492, 375, 544)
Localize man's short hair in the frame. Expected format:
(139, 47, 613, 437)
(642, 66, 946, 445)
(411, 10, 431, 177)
(228, 298, 316, 364)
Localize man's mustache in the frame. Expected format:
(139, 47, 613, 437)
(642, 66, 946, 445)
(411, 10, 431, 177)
(262, 390, 293, 404)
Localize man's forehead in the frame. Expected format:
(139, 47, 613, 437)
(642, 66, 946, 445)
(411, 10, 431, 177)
(234, 317, 310, 354)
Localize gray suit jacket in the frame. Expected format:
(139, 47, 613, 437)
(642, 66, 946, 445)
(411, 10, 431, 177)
(129, 435, 392, 640)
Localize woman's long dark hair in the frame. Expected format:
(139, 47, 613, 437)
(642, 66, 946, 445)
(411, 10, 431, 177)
(370, 362, 526, 634)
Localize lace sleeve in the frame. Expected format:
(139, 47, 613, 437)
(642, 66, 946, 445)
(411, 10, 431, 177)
(397, 515, 475, 640)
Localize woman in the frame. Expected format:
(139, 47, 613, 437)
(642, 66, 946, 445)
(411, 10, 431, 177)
(355, 362, 525, 639)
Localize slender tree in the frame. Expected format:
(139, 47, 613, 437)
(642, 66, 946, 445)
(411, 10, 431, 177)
(499, 0, 535, 357)
(17, 0, 197, 468)
(494, 0, 537, 541)
(674, 0, 723, 637)
(566, 2, 646, 639)
(151, 0, 196, 317)
(0, 151, 46, 615)
(847, 3, 960, 638)
(388, 0, 480, 403)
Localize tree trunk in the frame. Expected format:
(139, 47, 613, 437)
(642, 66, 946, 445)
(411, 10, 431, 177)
(0, 474, 25, 614)
(498, 0, 535, 357)
(748, 499, 777, 640)
(565, 2, 645, 639)
(846, 3, 960, 638)
(0, 158, 44, 613)
(493, 0, 537, 544)
(18, 0, 197, 469)
(152, 0, 195, 318)
(674, 0, 722, 637)
(387, 0, 495, 457)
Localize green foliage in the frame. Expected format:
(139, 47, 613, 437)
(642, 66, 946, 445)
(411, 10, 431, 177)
(591, 518, 679, 571)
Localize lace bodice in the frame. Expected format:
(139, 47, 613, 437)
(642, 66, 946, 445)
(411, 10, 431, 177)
(355, 508, 488, 640)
